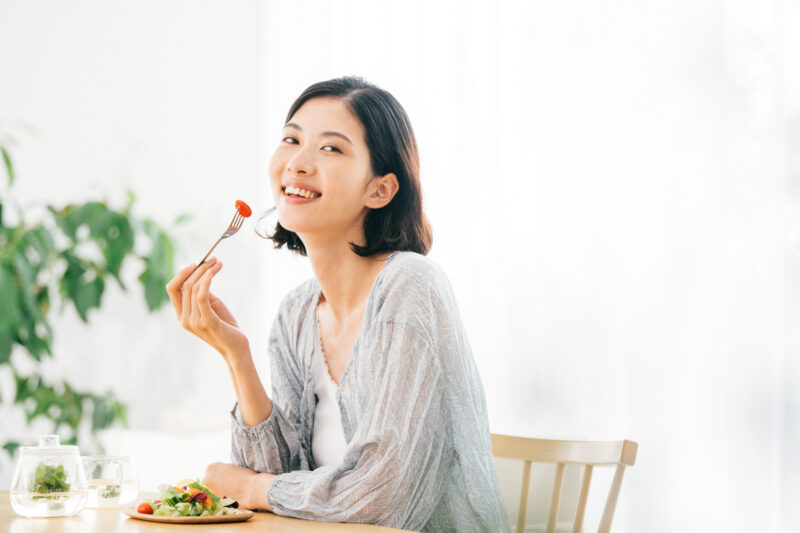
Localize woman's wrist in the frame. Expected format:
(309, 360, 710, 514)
(244, 472, 276, 511)
(223, 342, 252, 370)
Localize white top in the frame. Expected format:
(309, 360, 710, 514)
(310, 312, 348, 468)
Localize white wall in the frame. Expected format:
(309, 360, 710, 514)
(1, 1, 798, 532)
(0, 0, 265, 486)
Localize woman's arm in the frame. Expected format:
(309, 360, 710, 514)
(203, 463, 277, 510)
(225, 347, 272, 427)
(166, 260, 274, 427)
(167, 260, 307, 474)
(229, 288, 314, 475)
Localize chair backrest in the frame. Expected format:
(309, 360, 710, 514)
(491, 434, 638, 533)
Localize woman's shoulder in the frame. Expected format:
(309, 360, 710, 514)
(273, 277, 319, 331)
(370, 251, 457, 327)
(379, 251, 449, 291)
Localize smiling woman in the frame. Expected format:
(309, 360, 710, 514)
(166, 76, 510, 532)
(267, 78, 431, 259)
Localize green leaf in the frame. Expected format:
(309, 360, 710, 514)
(3, 441, 20, 457)
(98, 214, 134, 286)
(0, 332, 11, 365)
(91, 395, 117, 430)
(75, 277, 104, 322)
(124, 189, 136, 214)
(13, 371, 32, 403)
(60, 383, 83, 429)
(138, 222, 174, 311)
(9, 248, 54, 360)
(51, 202, 106, 242)
(32, 463, 71, 494)
(21, 226, 53, 275)
(175, 213, 192, 224)
(1, 146, 13, 186)
(59, 253, 105, 322)
(0, 265, 18, 364)
(27, 382, 59, 422)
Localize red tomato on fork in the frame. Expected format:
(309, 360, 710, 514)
(235, 200, 252, 218)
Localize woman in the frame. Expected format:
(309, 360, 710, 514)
(166, 77, 510, 532)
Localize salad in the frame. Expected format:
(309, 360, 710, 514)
(135, 479, 239, 517)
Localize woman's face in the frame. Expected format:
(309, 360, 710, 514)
(268, 96, 379, 246)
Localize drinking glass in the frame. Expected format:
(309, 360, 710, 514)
(82, 455, 138, 508)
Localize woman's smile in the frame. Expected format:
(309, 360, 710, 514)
(281, 180, 322, 204)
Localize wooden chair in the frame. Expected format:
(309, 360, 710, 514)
(491, 434, 638, 533)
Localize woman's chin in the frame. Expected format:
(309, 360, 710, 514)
(278, 218, 318, 235)
(276, 209, 309, 232)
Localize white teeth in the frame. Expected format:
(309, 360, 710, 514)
(284, 186, 318, 199)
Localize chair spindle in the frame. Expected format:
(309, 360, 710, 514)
(547, 463, 566, 533)
(597, 464, 626, 533)
(572, 464, 593, 533)
(517, 460, 532, 533)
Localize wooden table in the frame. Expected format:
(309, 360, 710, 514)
(0, 492, 408, 533)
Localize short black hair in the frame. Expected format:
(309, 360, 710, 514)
(268, 76, 432, 257)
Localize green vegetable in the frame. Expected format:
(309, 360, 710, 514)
(189, 480, 220, 507)
(219, 497, 236, 508)
(175, 502, 192, 516)
(153, 504, 173, 516)
(32, 463, 70, 495)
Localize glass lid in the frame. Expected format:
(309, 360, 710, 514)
(19, 435, 79, 455)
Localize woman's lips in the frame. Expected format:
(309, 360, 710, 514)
(283, 185, 320, 199)
(281, 188, 319, 204)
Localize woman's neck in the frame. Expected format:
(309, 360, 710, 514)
(304, 239, 390, 323)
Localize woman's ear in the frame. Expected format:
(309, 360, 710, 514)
(365, 173, 399, 209)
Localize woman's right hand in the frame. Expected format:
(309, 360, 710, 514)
(165, 258, 250, 363)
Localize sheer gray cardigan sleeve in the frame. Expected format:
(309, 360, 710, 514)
(267, 319, 452, 530)
(229, 291, 313, 474)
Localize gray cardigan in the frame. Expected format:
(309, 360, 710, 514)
(230, 251, 510, 532)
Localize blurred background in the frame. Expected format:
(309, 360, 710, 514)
(1, 1, 798, 532)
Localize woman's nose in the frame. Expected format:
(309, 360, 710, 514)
(286, 147, 314, 175)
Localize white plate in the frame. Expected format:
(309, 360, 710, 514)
(124, 505, 254, 524)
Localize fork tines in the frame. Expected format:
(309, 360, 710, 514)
(229, 212, 244, 231)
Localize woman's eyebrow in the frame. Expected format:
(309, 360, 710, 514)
(284, 122, 353, 145)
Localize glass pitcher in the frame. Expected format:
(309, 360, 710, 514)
(9, 435, 88, 517)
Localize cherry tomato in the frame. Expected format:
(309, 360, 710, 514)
(235, 200, 252, 218)
(137, 502, 153, 514)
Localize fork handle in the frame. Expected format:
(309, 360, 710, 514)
(190, 236, 224, 276)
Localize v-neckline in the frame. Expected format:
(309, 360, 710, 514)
(311, 251, 399, 391)
(314, 304, 341, 388)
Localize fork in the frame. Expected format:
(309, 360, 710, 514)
(190, 210, 245, 276)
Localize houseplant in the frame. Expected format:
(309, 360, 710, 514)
(0, 135, 180, 456)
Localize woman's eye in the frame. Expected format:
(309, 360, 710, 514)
(282, 136, 298, 144)
(322, 145, 342, 153)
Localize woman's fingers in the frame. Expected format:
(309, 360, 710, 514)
(165, 263, 197, 319)
(192, 261, 223, 328)
(180, 258, 218, 329)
